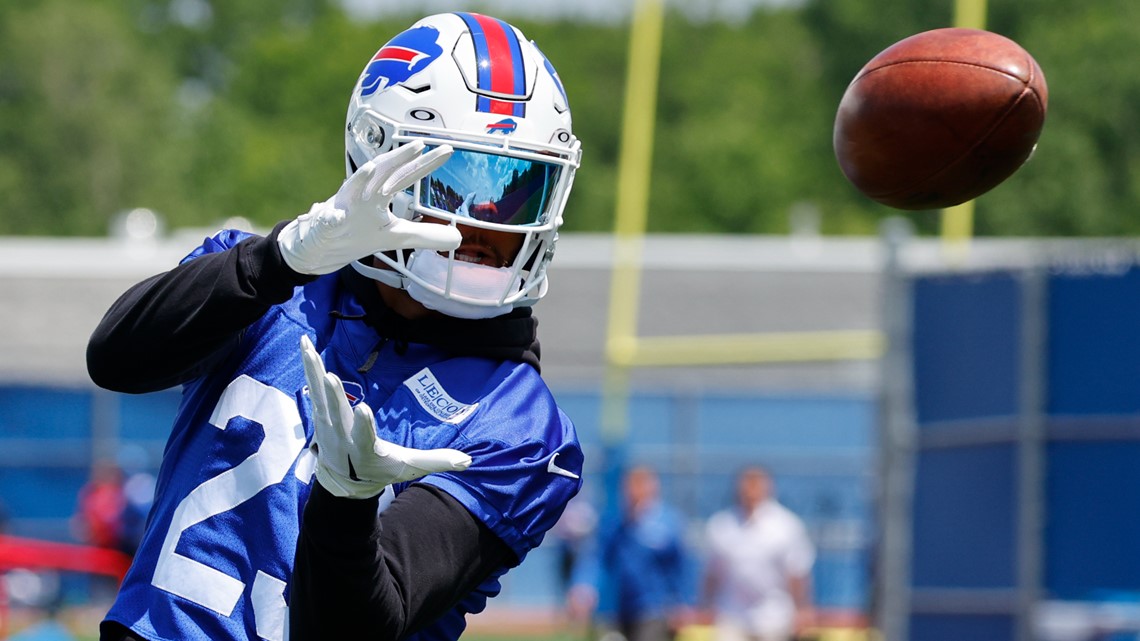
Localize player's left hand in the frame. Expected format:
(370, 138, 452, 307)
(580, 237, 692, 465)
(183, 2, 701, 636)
(278, 140, 462, 276)
(300, 335, 472, 499)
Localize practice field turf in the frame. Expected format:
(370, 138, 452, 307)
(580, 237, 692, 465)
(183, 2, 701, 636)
(2, 607, 874, 641)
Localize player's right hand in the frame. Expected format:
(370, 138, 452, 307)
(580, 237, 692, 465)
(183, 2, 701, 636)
(300, 335, 472, 499)
(278, 140, 462, 276)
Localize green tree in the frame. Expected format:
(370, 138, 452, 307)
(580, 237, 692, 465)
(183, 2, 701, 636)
(517, 19, 628, 233)
(0, 0, 185, 235)
(3, 1, 1140, 238)
(979, 0, 1140, 235)
(651, 11, 838, 234)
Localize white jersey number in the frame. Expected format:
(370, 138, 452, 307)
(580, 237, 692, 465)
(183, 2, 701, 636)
(152, 375, 310, 641)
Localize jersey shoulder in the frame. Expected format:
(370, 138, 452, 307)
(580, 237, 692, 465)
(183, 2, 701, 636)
(397, 357, 571, 447)
(402, 358, 583, 556)
(179, 228, 258, 264)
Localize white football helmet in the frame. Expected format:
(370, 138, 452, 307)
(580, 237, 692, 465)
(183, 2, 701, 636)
(344, 12, 581, 319)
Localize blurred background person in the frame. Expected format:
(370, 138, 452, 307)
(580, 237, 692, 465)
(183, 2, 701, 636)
(551, 494, 598, 602)
(570, 465, 695, 641)
(70, 461, 129, 603)
(703, 466, 816, 641)
(112, 445, 156, 559)
(70, 462, 126, 553)
(117, 465, 155, 559)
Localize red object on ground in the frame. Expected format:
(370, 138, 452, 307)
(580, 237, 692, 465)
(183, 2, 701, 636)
(0, 535, 132, 639)
(0, 534, 131, 579)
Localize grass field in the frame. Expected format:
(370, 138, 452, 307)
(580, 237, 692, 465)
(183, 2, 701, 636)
(2, 606, 874, 641)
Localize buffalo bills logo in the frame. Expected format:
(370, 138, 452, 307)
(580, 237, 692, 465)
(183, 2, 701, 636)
(341, 381, 366, 407)
(359, 26, 443, 97)
(486, 118, 517, 135)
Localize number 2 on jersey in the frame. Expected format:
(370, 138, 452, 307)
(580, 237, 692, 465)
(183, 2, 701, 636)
(152, 375, 309, 641)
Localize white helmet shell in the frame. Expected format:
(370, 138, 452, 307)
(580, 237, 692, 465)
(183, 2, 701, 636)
(343, 13, 581, 318)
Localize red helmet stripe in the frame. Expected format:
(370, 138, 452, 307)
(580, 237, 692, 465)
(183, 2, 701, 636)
(457, 12, 527, 117)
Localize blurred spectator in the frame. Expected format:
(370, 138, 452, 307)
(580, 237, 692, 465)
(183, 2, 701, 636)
(71, 461, 126, 551)
(551, 494, 598, 600)
(115, 445, 156, 558)
(703, 466, 816, 641)
(118, 468, 155, 558)
(571, 465, 696, 641)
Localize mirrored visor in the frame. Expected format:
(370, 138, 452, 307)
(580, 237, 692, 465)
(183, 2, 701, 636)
(420, 146, 562, 226)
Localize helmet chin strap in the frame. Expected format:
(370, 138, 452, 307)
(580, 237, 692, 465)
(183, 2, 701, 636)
(350, 259, 407, 289)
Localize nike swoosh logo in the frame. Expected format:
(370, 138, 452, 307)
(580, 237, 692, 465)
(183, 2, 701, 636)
(547, 453, 580, 480)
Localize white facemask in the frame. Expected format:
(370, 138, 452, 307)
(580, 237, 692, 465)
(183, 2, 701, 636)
(405, 250, 520, 320)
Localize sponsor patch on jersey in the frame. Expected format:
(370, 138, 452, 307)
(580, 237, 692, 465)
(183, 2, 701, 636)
(405, 368, 478, 424)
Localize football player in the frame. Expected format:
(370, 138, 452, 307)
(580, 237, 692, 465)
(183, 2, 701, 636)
(87, 12, 583, 641)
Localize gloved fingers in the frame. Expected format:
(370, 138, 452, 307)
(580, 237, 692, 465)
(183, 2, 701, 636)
(371, 432, 473, 477)
(320, 371, 357, 443)
(347, 405, 471, 484)
(336, 159, 377, 208)
(349, 404, 392, 485)
(401, 446, 473, 478)
(300, 336, 333, 427)
(359, 140, 429, 202)
(337, 140, 426, 209)
(350, 403, 381, 459)
(368, 139, 427, 175)
(379, 144, 454, 199)
(381, 218, 462, 251)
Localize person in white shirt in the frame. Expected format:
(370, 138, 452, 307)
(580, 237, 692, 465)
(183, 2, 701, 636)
(703, 466, 817, 641)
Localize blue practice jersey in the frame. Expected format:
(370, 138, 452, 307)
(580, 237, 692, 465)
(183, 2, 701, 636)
(104, 231, 583, 641)
(588, 500, 696, 623)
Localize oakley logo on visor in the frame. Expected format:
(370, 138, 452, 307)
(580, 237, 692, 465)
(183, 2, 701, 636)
(422, 147, 560, 226)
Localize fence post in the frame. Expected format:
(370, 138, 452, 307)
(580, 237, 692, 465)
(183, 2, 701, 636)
(876, 217, 916, 641)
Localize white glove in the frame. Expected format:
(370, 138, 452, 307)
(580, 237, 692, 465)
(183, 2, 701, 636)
(300, 335, 472, 499)
(278, 140, 462, 275)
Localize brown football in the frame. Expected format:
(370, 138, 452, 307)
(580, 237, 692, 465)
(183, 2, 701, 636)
(833, 28, 1048, 210)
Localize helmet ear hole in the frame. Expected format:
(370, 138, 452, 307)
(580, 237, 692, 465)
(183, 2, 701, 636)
(346, 112, 397, 174)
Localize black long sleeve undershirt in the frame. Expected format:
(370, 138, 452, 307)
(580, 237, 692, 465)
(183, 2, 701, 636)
(87, 223, 540, 392)
(87, 222, 314, 394)
(291, 483, 516, 641)
(101, 485, 514, 641)
(88, 225, 520, 640)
